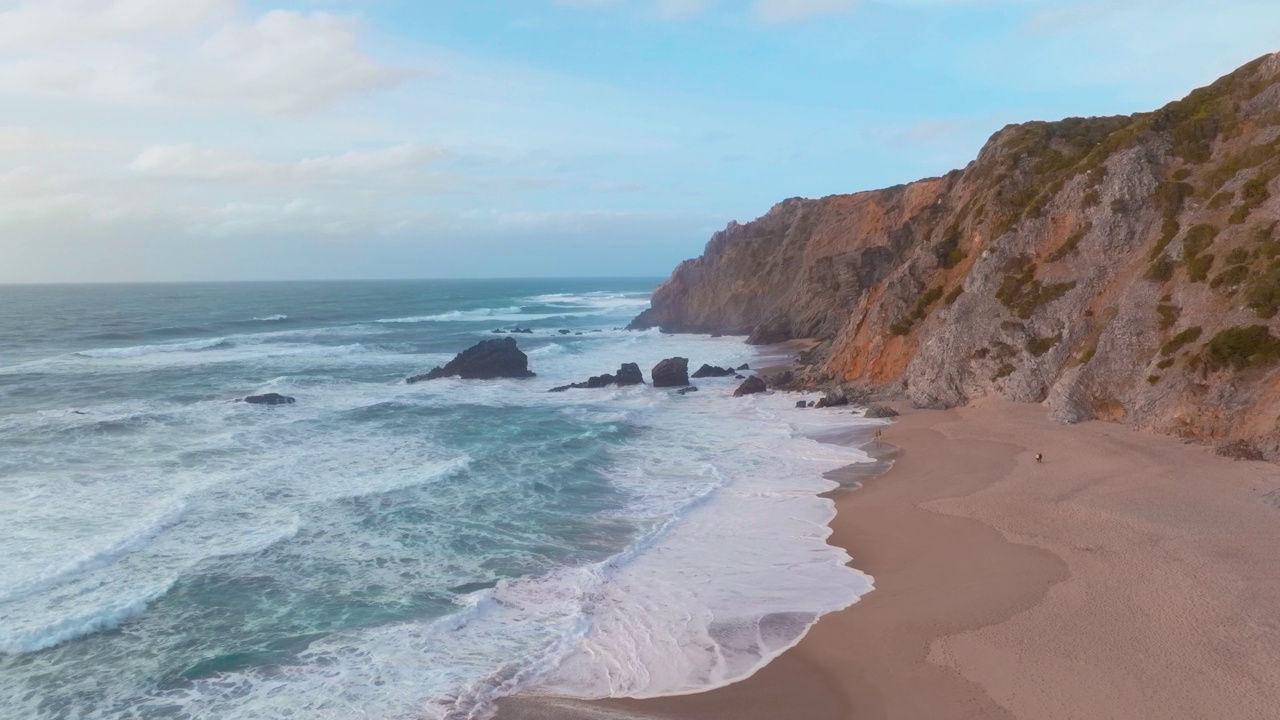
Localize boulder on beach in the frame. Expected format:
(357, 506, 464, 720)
(549, 363, 645, 392)
(735, 374, 746, 379)
(407, 337, 535, 383)
(243, 393, 296, 405)
(815, 391, 850, 409)
(651, 357, 690, 387)
(691, 364, 735, 379)
(734, 376, 767, 397)
(864, 404, 900, 419)
(768, 370, 796, 390)
(796, 400, 808, 408)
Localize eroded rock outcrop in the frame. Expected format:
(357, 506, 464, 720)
(407, 337, 535, 383)
(615, 363, 644, 386)
(631, 53, 1280, 459)
(864, 404, 900, 419)
(734, 376, 767, 396)
(549, 363, 645, 392)
(691, 364, 736, 378)
(652, 357, 691, 387)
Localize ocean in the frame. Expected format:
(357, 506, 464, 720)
(0, 279, 876, 720)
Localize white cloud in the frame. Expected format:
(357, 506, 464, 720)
(0, 4, 409, 114)
(0, 0, 231, 50)
(172, 11, 412, 114)
(753, 0, 856, 23)
(129, 143, 445, 184)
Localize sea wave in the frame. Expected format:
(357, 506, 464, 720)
(252, 315, 289, 322)
(0, 503, 187, 605)
(119, 384, 877, 720)
(0, 583, 175, 655)
(75, 338, 234, 359)
(375, 307, 524, 323)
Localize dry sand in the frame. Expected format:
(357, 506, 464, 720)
(498, 399, 1280, 720)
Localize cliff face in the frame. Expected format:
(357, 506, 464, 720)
(632, 53, 1280, 458)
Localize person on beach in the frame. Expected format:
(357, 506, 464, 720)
(1035, 452, 1043, 463)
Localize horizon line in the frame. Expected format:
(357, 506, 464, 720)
(0, 275, 670, 288)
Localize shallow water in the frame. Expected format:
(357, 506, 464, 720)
(0, 279, 875, 719)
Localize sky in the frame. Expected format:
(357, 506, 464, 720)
(2, 0, 1279, 283)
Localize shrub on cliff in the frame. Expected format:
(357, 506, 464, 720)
(1202, 326, 1280, 371)
(1161, 326, 1203, 356)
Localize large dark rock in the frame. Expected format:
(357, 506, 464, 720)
(737, 363, 750, 371)
(677, 386, 699, 395)
(407, 337, 535, 383)
(766, 370, 796, 390)
(549, 363, 645, 392)
(651, 357, 690, 387)
(796, 400, 808, 408)
(691, 364, 736, 379)
(814, 392, 850, 409)
(511, 327, 533, 334)
(734, 376, 767, 397)
(243, 393, 295, 405)
(615, 363, 644, 386)
(864, 404, 900, 419)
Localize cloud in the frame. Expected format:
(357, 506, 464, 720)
(0, 0, 231, 50)
(129, 143, 446, 184)
(0, 4, 410, 114)
(173, 11, 412, 114)
(753, 0, 856, 23)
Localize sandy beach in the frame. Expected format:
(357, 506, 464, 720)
(498, 399, 1280, 720)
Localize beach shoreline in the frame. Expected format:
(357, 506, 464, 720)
(498, 399, 1280, 720)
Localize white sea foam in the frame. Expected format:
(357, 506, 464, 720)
(253, 314, 289, 322)
(75, 337, 233, 359)
(114, 335, 878, 720)
(0, 502, 187, 604)
(1, 303, 884, 720)
(376, 307, 525, 323)
(0, 584, 176, 655)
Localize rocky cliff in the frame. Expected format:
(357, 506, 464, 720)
(632, 52, 1280, 459)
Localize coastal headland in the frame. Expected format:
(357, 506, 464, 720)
(500, 399, 1280, 719)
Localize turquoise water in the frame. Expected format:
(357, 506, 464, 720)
(0, 279, 874, 719)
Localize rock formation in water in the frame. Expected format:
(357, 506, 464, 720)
(615, 362, 644, 386)
(652, 357, 691, 387)
(632, 53, 1280, 459)
(691, 364, 736, 378)
(734, 376, 767, 396)
(407, 337, 535, 383)
(242, 393, 296, 405)
(549, 363, 646, 392)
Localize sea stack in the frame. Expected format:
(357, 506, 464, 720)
(651, 357, 690, 387)
(407, 337, 535, 383)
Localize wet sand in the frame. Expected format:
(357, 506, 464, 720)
(498, 399, 1280, 720)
